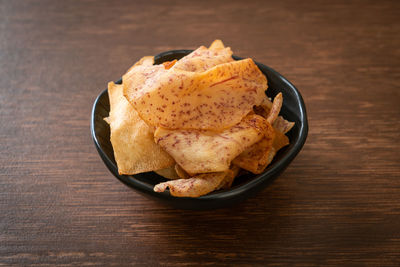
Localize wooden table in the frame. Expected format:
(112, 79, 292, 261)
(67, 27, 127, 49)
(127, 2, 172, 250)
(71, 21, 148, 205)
(1, 0, 399, 265)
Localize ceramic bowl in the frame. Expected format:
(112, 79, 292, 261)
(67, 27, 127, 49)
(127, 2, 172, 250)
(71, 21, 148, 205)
(91, 50, 308, 209)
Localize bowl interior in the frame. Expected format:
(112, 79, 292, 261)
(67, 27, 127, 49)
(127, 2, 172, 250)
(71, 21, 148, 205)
(91, 50, 308, 204)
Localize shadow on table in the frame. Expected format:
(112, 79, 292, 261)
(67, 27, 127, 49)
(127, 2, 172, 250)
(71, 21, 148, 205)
(144, 184, 296, 262)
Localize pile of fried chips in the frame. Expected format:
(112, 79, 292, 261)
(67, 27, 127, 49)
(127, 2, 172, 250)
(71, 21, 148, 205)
(105, 40, 294, 197)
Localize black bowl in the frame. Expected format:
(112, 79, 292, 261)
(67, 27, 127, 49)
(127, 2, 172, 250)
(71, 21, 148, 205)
(91, 50, 308, 210)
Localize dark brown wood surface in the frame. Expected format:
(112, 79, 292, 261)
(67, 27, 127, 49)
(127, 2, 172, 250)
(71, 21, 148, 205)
(1, 0, 399, 266)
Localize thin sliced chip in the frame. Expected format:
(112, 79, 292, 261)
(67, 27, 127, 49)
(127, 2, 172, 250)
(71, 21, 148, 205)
(162, 59, 177, 70)
(123, 58, 268, 130)
(173, 40, 233, 72)
(272, 127, 290, 151)
(108, 82, 174, 175)
(175, 164, 190, 179)
(217, 165, 241, 190)
(155, 166, 180, 180)
(233, 126, 289, 174)
(255, 93, 294, 133)
(256, 128, 290, 173)
(232, 132, 274, 174)
(209, 39, 226, 51)
(261, 95, 273, 110)
(154, 114, 269, 174)
(125, 56, 154, 73)
(273, 116, 295, 134)
(267, 93, 282, 124)
(254, 95, 273, 118)
(154, 171, 232, 197)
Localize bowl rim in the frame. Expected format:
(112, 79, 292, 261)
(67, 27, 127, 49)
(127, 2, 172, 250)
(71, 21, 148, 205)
(91, 49, 308, 201)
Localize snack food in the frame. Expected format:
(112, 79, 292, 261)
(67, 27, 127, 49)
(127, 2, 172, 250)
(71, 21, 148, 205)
(106, 40, 294, 197)
(106, 81, 174, 175)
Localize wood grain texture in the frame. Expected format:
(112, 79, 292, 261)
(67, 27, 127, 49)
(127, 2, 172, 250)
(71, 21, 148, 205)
(1, 0, 399, 266)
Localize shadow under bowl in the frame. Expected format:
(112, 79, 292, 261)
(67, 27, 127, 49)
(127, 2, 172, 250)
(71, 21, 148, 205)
(91, 50, 308, 210)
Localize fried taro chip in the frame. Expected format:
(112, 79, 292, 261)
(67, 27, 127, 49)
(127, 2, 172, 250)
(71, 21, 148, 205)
(254, 95, 273, 118)
(233, 126, 289, 174)
(154, 114, 269, 174)
(272, 127, 290, 151)
(255, 93, 294, 133)
(232, 123, 275, 174)
(175, 164, 190, 179)
(123, 58, 268, 131)
(172, 40, 233, 72)
(258, 128, 290, 172)
(234, 93, 292, 174)
(162, 59, 177, 70)
(261, 95, 273, 110)
(155, 166, 180, 180)
(273, 116, 295, 134)
(154, 170, 233, 197)
(266, 93, 283, 124)
(208, 39, 227, 51)
(217, 165, 241, 190)
(107, 82, 174, 175)
(125, 56, 154, 73)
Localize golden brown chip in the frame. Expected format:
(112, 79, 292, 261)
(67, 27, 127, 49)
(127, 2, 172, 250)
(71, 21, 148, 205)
(217, 165, 241, 190)
(233, 125, 289, 174)
(154, 114, 269, 174)
(255, 92, 294, 133)
(172, 40, 233, 72)
(153, 170, 233, 197)
(208, 39, 226, 51)
(175, 164, 190, 179)
(108, 82, 174, 175)
(123, 58, 268, 131)
(125, 56, 154, 73)
(261, 95, 273, 110)
(162, 59, 177, 70)
(272, 127, 290, 151)
(232, 121, 275, 174)
(256, 128, 290, 173)
(267, 93, 283, 124)
(155, 166, 180, 180)
(254, 95, 273, 118)
(273, 116, 295, 134)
